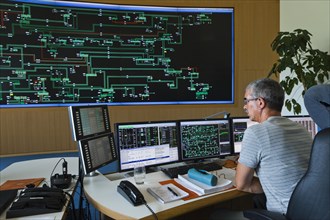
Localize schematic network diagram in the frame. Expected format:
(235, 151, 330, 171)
(0, 1, 234, 105)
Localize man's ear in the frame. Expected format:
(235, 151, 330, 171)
(257, 97, 266, 109)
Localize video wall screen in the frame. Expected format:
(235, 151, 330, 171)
(0, 0, 234, 107)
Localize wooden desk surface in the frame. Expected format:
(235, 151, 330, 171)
(83, 168, 249, 220)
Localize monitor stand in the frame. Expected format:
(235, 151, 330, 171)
(123, 166, 158, 178)
(123, 171, 134, 178)
(85, 171, 99, 177)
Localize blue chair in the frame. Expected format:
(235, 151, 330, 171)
(304, 84, 330, 130)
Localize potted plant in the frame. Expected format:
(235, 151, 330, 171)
(268, 29, 330, 114)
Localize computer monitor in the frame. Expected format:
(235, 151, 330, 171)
(115, 121, 179, 172)
(231, 117, 259, 154)
(68, 105, 111, 141)
(178, 119, 232, 161)
(285, 115, 318, 138)
(78, 133, 117, 176)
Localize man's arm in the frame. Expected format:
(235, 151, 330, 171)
(235, 162, 264, 194)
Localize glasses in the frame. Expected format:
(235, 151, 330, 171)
(243, 97, 258, 105)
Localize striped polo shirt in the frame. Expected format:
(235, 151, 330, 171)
(239, 116, 313, 213)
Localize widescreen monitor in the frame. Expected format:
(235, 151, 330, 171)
(68, 105, 111, 141)
(0, 0, 234, 107)
(178, 119, 232, 161)
(115, 121, 179, 171)
(285, 115, 318, 138)
(231, 117, 259, 154)
(78, 133, 117, 175)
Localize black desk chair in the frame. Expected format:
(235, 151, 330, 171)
(243, 127, 330, 220)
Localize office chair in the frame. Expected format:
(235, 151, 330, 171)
(243, 127, 330, 220)
(304, 84, 330, 130)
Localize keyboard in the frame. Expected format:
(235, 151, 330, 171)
(161, 162, 222, 178)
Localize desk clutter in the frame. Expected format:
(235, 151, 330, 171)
(159, 167, 235, 199)
(117, 168, 233, 206)
(176, 170, 233, 196)
(161, 161, 222, 178)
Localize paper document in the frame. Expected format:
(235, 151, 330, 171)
(147, 183, 189, 204)
(175, 174, 232, 195)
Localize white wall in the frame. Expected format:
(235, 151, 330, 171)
(280, 0, 330, 115)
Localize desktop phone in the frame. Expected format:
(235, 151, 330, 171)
(117, 180, 145, 206)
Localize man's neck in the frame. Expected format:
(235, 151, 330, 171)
(259, 110, 281, 123)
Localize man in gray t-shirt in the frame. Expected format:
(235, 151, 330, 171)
(236, 78, 313, 214)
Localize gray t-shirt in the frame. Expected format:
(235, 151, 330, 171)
(238, 116, 313, 214)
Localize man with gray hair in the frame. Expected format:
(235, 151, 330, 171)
(235, 78, 312, 214)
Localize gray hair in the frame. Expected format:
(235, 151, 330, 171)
(246, 78, 285, 112)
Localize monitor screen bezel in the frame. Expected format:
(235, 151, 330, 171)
(78, 132, 117, 175)
(115, 120, 180, 172)
(1, 0, 234, 107)
(230, 116, 259, 154)
(68, 105, 111, 141)
(178, 118, 233, 162)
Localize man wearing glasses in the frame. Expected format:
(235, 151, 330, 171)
(235, 78, 312, 214)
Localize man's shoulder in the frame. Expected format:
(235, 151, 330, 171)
(265, 116, 296, 126)
(245, 116, 296, 133)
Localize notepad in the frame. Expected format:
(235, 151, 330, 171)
(147, 183, 189, 204)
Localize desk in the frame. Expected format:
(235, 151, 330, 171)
(83, 168, 249, 220)
(0, 157, 79, 220)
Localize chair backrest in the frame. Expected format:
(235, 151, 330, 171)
(286, 127, 330, 220)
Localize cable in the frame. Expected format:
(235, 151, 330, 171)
(50, 158, 66, 187)
(65, 191, 77, 220)
(143, 201, 158, 220)
(77, 158, 91, 220)
(78, 159, 85, 220)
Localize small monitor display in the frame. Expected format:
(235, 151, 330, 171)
(231, 117, 259, 154)
(115, 121, 179, 171)
(78, 133, 117, 175)
(179, 119, 232, 161)
(68, 105, 111, 141)
(285, 115, 318, 138)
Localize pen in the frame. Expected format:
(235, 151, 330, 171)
(167, 186, 178, 196)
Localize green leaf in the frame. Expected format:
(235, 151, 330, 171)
(285, 99, 292, 111)
(293, 104, 302, 115)
(268, 28, 329, 114)
(290, 99, 302, 115)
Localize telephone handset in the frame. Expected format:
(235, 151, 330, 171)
(117, 180, 145, 206)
